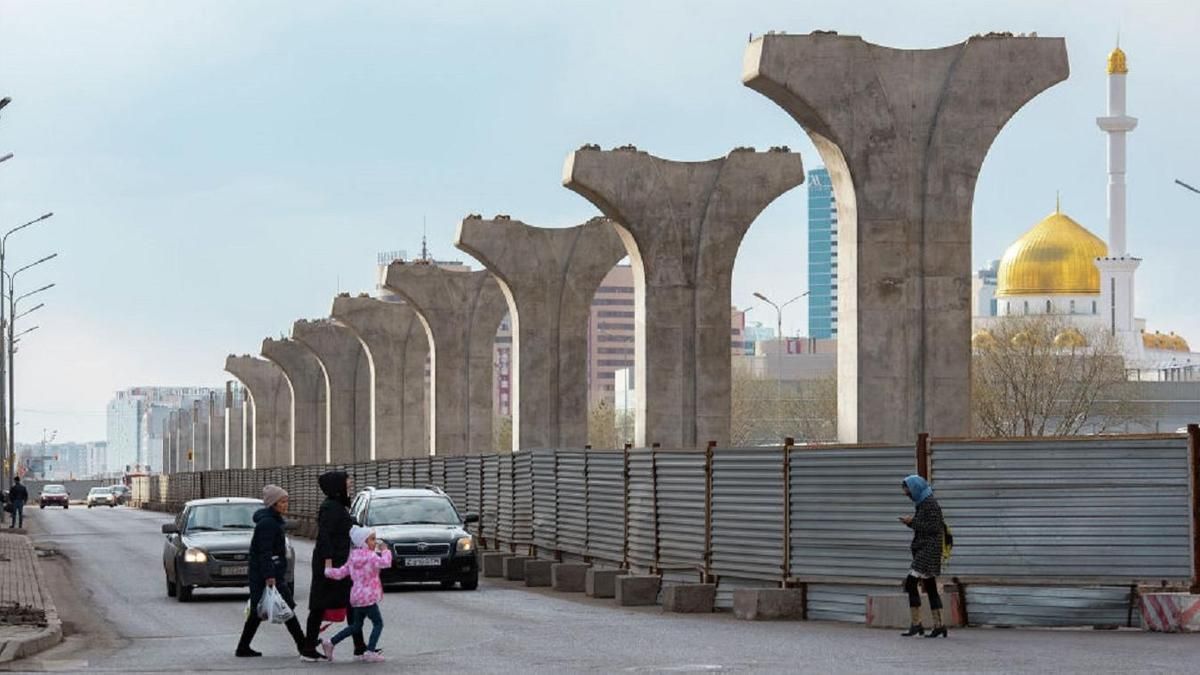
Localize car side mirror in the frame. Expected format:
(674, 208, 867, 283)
(161, 523, 179, 535)
(463, 513, 480, 524)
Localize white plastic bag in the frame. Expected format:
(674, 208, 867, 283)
(257, 586, 294, 624)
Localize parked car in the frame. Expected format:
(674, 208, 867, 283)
(162, 497, 295, 602)
(39, 484, 69, 509)
(87, 487, 116, 508)
(108, 485, 131, 506)
(349, 486, 479, 590)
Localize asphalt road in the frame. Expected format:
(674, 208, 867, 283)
(9, 506, 1199, 673)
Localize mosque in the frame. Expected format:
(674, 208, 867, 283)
(972, 46, 1200, 383)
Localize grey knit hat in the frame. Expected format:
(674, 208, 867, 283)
(262, 484, 288, 508)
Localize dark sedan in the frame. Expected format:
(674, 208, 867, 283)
(38, 484, 69, 509)
(351, 487, 479, 590)
(161, 497, 295, 602)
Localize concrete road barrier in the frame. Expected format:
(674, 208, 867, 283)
(552, 563, 590, 592)
(523, 560, 553, 587)
(482, 552, 510, 578)
(503, 556, 534, 581)
(615, 575, 660, 607)
(662, 583, 715, 613)
(586, 568, 628, 599)
(733, 588, 806, 620)
(865, 592, 964, 629)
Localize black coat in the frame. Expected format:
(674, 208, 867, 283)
(907, 497, 945, 577)
(9, 484, 27, 503)
(248, 507, 294, 609)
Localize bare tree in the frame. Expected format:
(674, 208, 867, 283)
(972, 315, 1146, 436)
(588, 399, 619, 449)
(731, 364, 837, 446)
(494, 416, 513, 453)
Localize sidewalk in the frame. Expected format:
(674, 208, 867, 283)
(0, 532, 62, 663)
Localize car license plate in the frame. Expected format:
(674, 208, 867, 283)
(404, 557, 441, 568)
(222, 565, 249, 576)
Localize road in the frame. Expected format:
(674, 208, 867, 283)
(8, 506, 1199, 673)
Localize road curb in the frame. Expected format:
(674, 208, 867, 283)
(0, 537, 64, 664)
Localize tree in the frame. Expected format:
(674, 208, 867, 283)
(494, 416, 512, 453)
(588, 399, 620, 449)
(730, 363, 837, 446)
(971, 315, 1147, 436)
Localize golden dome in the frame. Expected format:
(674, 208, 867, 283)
(1107, 47, 1128, 75)
(1144, 331, 1193, 353)
(971, 330, 997, 350)
(1054, 329, 1087, 349)
(996, 207, 1108, 297)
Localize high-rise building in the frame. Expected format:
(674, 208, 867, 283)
(807, 167, 838, 338)
(106, 387, 221, 473)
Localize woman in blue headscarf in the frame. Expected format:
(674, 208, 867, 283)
(899, 474, 947, 638)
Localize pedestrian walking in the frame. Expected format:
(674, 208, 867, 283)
(235, 484, 309, 658)
(321, 525, 391, 662)
(8, 477, 27, 529)
(899, 474, 948, 638)
(301, 470, 366, 661)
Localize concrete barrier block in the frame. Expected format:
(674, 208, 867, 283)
(586, 568, 629, 598)
(523, 560, 553, 587)
(733, 588, 806, 620)
(662, 583, 716, 613)
(615, 575, 660, 607)
(503, 556, 534, 581)
(865, 592, 964, 629)
(482, 552, 510, 578)
(552, 563, 590, 592)
(1140, 593, 1200, 632)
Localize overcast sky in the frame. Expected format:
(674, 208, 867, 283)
(1, 0, 1197, 443)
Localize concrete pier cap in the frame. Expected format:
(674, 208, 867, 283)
(293, 318, 372, 463)
(742, 31, 1069, 443)
(262, 337, 328, 466)
(383, 262, 507, 456)
(563, 145, 804, 448)
(331, 294, 430, 459)
(455, 215, 627, 450)
(224, 354, 292, 469)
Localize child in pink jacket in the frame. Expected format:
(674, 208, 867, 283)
(322, 525, 392, 662)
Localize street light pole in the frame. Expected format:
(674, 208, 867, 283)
(8, 281, 55, 458)
(752, 290, 809, 439)
(1177, 179, 1200, 195)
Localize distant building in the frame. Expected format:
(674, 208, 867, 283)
(106, 387, 220, 473)
(807, 168, 838, 339)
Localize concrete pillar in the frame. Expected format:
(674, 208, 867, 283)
(262, 338, 327, 466)
(206, 392, 225, 471)
(456, 216, 627, 450)
(743, 32, 1068, 442)
(165, 412, 177, 474)
(161, 416, 171, 474)
(563, 147, 804, 447)
(384, 263, 507, 455)
(181, 408, 194, 472)
(331, 294, 430, 458)
(225, 354, 293, 468)
(224, 382, 245, 470)
(293, 319, 371, 463)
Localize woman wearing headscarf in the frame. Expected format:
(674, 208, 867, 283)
(899, 474, 948, 638)
(236, 485, 308, 658)
(300, 470, 366, 661)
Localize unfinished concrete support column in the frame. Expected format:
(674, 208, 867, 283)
(224, 381, 245, 470)
(262, 339, 327, 466)
(225, 355, 293, 468)
(456, 216, 627, 450)
(384, 263, 507, 455)
(332, 294, 430, 458)
(743, 33, 1068, 443)
(564, 147, 804, 448)
(293, 319, 372, 463)
(207, 392, 225, 470)
(165, 413, 177, 474)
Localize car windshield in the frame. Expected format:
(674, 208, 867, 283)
(89, 489, 108, 495)
(43, 486, 66, 494)
(367, 497, 460, 526)
(185, 504, 260, 532)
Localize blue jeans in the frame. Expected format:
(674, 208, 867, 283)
(10, 501, 23, 528)
(331, 604, 382, 652)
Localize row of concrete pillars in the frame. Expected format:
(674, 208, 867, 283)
(207, 32, 1069, 468)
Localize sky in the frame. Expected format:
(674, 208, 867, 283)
(1, 0, 1197, 443)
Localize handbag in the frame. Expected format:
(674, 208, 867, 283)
(323, 607, 347, 623)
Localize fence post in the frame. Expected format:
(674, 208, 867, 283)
(704, 441, 715, 583)
(622, 444, 631, 569)
(782, 437, 794, 588)
(1189, 424, 1199, 594)
(651, 443, 660, 576)
(916, 433, 930, 480)
(583, 449, 592, 564)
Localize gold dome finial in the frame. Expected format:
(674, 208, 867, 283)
(1107, 46, 1128, 75)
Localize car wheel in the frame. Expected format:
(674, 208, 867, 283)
(175, 565, 193, 602)
(460, 575, 479, 591)
(166, 571, 177, 598)
(64, 504, 68, 510)
(39, 504, 44, 510)
(109, 504, 114, 508)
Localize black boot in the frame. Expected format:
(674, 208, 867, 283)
(925, 626, 948, 638)
(236, 616, 262, 657)
(900, 624, 925, 637)
(291, 617, 326, 661)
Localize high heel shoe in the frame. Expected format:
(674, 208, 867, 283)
(900, 624, 925, 637)
(925, 626, 948, 638)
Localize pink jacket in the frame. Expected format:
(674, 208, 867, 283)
(324, 546, 392, 607)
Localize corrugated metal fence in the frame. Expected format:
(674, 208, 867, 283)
(132, 430, 1200, 627)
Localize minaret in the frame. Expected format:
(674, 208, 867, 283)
(1095, 45, 1142, 357)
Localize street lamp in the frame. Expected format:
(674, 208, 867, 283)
(0, 153, 12, 165)
(7, 281, 54, 466)
(0, 97, 10, 112)
(1177, 179, 1200, 195)
(752, 291, 810, 433)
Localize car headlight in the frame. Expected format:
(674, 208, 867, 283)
(184, 548, 208, 563)
(456, 537, 475, 553)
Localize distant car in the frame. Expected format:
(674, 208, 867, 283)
(39, 484, 69, 509)
(87, 487, 116, 508)
(162, 497, 295, 603)
(349, 486, 480, 590)
(108, 485, 131, 505)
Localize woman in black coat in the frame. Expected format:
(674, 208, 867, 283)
(301, 470, 365, 659)
(236, 485, 307, 658)
(899, 475, 948, 638)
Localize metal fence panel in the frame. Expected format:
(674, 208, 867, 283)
(966, 586, 1134, 627)
(627, 450, 656, 571)
(790, 446, 915, 581)
(655, 452, 706, 574)
(557, 451, 588, 556)
(933, 437, 1192, 582)
(444, 457, 467, 510)
(496, 455, 515, 546)
(514, 452, 533, 546)
(464, 456, 482, 538)
(587, 451, 626, 566)
(482, 455, 499, 545)
(806, 584, 880, 623)
(712, 448, 784, 582)
(532, 449, 558, 555)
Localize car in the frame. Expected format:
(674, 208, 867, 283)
(87, 487, 116, 508)
(108, 485, 131, 506)
(162, 497, 295, 602)
(38, 484, 69, 509)
(350, 486, 480, 590)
